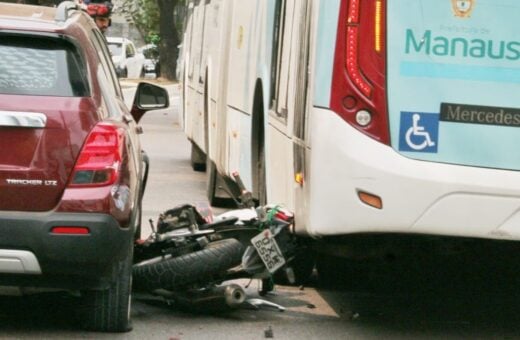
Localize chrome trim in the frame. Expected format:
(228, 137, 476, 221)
(0, 250, 42, 274)
(0, 111, 47, 128)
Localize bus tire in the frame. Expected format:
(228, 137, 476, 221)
(190, 141, 206, 172)
(133, 238, 244, 291)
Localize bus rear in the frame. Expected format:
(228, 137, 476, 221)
(306, 0, 520, 240)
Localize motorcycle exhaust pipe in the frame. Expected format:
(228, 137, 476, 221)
(223, 284, 247, 308)
(189, 283, 246, 309)
(156, 284, 247, 312)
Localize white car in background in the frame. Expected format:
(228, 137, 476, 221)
(107, 37, 145, 78)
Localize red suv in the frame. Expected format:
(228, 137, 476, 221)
(0, 1, 169, 332)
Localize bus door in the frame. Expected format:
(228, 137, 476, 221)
(268, 0, 311, 212)
(292, 0, 312, 229)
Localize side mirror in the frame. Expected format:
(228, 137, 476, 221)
(131, 82, 170, 123)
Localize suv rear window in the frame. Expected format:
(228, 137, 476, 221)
(0, 35, 89, 97)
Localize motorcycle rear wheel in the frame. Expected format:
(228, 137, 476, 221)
(133, 238, 244, 291)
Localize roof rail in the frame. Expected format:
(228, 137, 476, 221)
(55, 1, 79, 22)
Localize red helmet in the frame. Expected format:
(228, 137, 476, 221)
(86, 1, 113, 18)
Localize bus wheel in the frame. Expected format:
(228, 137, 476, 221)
(190, 142, 206, 172)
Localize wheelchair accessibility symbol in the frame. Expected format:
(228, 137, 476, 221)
(399, 112, 439, 153)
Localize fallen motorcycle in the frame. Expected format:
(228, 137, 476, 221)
(132, 174, 311, 309)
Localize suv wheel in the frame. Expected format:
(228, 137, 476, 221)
(80, 245, 133, 332)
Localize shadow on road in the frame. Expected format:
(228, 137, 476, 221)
(0, 293, 78, 332)
(313, 237, 520, 338)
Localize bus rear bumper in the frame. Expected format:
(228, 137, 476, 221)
(305, 108, 520, 241)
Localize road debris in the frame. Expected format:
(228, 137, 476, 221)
(264, 326, 274, 338)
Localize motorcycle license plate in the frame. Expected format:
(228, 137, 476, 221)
(251, 229, 286, 273)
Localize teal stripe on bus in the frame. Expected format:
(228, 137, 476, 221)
(401, 62, 520, 84)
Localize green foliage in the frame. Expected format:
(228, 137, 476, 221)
(134, 0, 160, 36)
(119, 0, 160, 41)
(147, 33, 161, 45)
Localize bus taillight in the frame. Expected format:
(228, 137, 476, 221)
(347, 25, 372, 98)
(330, 0, 390, 145)
(346, 0, 372, 97)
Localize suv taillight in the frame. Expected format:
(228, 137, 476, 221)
(69, 122, 124, 187)
(330, 0, 389, 145)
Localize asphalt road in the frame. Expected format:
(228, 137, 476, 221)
(2, 81, 520, 338)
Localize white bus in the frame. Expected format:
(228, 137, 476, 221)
(180, 0, 520, 262)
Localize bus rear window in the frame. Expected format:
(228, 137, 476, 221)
(0, 36, 89, 97)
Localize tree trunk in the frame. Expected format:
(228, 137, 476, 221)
(157, 0, 179, 80)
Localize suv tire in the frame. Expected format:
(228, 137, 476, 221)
(80, 245, 133, 332)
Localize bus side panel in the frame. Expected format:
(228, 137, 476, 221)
(267, 126, 296, 210)
(202, 0, 223, 160)
(226, 1, 255, 114)
(213, 0, 235, 170)
(181, 5, 193, 136)
(225, 0, 273, 189)
(184, 2, 205, 146)
(205, 0, 220, 162)
(224, 0, 252, 187)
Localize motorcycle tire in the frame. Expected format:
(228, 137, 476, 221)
(133, 238, 244, 291)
